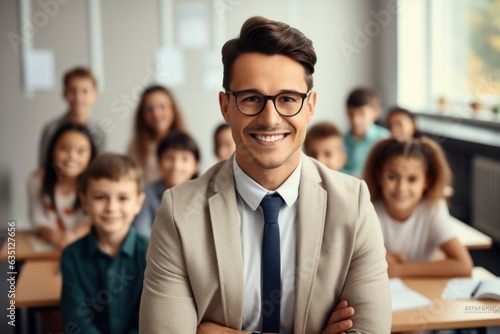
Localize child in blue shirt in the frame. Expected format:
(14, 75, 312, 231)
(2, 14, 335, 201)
(61, 153, 146, 334)
(342, 87, 390, 177)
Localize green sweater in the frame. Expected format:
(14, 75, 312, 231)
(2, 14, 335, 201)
(61, 226, 148, 334)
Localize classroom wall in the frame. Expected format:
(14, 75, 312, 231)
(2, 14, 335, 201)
(0, 0, 396, 229)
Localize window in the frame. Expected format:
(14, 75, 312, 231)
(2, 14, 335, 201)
(398, 0, 500, 118)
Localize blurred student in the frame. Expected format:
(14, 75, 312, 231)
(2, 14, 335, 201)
(39, 66, 103, 167)
(128, 85, 187, 183)
(133, 131, 200, 237)
(386, 106, 421, 141)
(28, 122, 97, 249)
(304, 121, 346, 171)
(61, 153, 147, 333)
(342, 87, 390, 177)
(363, 137, 473, 278)
(213, 123, 236, 160)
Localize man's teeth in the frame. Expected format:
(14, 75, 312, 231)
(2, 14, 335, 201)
(255, 134, 285, 142)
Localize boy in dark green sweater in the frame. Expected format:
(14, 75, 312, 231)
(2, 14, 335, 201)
(61, 153, 146, 334)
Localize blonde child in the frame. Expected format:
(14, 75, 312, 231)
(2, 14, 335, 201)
(342, 87, 390, 177)
(386, 106, 421, 142)
(61, 153, 147, 333)
(39, 67, 102, 167)
(133, 131, 200, 237)
(28, 122, 97, 249)
(304, 121, 347, 171)
(363, 137, 473, 278)
(128, 85, 187, 183)
(213, 123, 236, 160)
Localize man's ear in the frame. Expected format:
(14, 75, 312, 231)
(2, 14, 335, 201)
(219, 91, 231, 124)
(305, 90, 317, 124)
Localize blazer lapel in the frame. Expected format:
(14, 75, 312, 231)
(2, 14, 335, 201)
(208, 159, 244, 329)
(294, 156, 327, 333)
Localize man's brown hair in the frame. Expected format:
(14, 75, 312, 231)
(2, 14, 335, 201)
(63, 66, 97, 90)
(221, 16, 317, 91)
(80, 153, 143, 195)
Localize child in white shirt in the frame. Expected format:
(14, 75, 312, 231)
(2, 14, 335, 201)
(363, 137, 473, 278)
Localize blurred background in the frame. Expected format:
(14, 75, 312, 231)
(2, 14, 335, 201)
(0, 0, 499, 232)
(1, 1, 500, 333)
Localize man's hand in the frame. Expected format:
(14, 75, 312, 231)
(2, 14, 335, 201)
(197, 299, 354, 334)
(197, 322, 242, 334)
(322, 299, 355, 334)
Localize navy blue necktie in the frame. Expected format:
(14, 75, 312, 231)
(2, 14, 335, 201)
(259, 193, 284, 333)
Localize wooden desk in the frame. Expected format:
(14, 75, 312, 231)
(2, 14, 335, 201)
(392, 267, 500, 332)
(0, 230, 60, 262)
(12, 260, 500, 332)
(452, 217, 493, 250)
(15, 259, 61, 308)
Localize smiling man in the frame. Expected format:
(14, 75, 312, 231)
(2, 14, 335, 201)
(140, 16, 391, 334)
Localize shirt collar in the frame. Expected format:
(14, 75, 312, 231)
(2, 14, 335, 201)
(232, 156, 301, 211)
(87, 225, 137, 258)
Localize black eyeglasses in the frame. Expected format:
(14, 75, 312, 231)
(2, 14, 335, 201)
(225, 89, 311, 117)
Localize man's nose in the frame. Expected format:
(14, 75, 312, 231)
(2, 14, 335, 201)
(256, 99, 281, 127)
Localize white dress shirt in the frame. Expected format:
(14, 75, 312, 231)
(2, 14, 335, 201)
(233, 157, 300, 334)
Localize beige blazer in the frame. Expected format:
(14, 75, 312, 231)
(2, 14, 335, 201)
(140, 155, 391, 333)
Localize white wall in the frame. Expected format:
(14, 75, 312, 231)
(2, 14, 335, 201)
(0, 0, 396, 229)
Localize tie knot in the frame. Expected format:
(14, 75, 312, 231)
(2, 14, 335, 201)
(259, 194, 284, 225)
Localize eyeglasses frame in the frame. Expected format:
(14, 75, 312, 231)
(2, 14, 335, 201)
(225, 89, 312, 117)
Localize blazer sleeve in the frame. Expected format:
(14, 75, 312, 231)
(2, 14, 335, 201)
(139, 189, 198, 334)
(342, 181, 392, 333)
